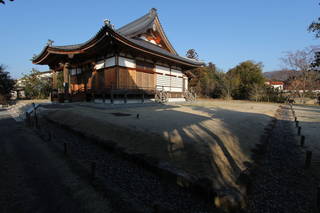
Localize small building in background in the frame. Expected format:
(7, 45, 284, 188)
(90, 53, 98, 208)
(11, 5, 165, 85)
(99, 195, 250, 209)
(265, 81, 284, 90)
(12, 71, 52, 100)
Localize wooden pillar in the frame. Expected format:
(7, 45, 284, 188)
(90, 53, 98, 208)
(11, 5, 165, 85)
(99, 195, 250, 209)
(63, 63, 70, 95)
(142, 91, 145, 103)
(169, 66, 172, 93)
(115, 54, 119, 89)
(52, 69, 57, 89)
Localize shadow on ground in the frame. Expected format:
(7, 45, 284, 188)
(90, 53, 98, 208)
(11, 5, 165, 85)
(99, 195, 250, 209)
(44, 103, 276, 202)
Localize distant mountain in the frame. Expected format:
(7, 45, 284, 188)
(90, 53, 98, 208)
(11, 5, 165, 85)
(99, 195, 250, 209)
(263, 70, 300, 81)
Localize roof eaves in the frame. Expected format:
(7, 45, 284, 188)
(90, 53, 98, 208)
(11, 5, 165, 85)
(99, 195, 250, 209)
(113, 33, 203, 67)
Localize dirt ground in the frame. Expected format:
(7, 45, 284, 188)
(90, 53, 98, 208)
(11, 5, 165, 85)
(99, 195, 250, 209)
(43, 100, 279, 197)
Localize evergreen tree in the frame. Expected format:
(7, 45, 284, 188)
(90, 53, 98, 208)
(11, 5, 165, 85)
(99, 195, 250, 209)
(23, 69, 51, 99)
(227, 61, 265, 99)
(186, 49, 199, 60)
(0, 65, 15, 104)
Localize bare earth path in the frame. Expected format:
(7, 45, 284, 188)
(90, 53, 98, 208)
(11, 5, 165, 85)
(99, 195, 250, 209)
(248, 105, 315, 213)
(0, 109, 111, 213)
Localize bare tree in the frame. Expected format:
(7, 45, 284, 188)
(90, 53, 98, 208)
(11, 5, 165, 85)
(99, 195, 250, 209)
(250, 83, 264, 102)
(221, 74, 234, 100)
(281, 46, 319, 100)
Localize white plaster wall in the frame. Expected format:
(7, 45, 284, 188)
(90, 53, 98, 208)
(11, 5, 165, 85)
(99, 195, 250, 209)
(155, 65, 170, 75)
(119, 57, 135, 68)
(171, 69, 183, 77)
(105, 57, 116, 68)
(94, 60, 104, 70)
(184, 78, 188, 91)
(70, 68, 77, 75)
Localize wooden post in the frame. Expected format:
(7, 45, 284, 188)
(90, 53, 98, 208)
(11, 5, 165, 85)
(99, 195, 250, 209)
(64, 143, 67, 155)
(153, 204, 160, 213)
(300, 135, 305, 147)
(297, 126, 301, 136)
(142, 91, 145, 103)
(294, 117, 297, 122)
(305, 151, 312, 169)
(91, 162, 96, 180)
(111, 90, 114, 104)
(124, 92, 127, 104)
(91, 92, 95, 102)
(102, 93, 106, 103)
(47, 131, 52, 141)
(34, 109, 39, 129)
(317, 185, 320, 209)
(25, 112, 30, 126)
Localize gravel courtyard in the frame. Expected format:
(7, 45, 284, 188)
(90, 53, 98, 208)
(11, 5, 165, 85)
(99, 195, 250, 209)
(43, 100, 279, 200)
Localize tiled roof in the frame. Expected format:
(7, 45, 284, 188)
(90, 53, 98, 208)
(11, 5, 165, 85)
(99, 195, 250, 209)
(33, 9, 204, 67)
(116, 10, 155, 37)
(127, 38, 204, 66)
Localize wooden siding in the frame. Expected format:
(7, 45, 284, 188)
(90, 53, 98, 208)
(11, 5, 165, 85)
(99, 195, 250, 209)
(119, 67, 155, 90)
(70, 67, 116, 92)
(104, 67, 116, 88)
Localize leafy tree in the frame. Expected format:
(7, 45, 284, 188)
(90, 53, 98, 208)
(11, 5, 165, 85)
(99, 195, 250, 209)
(227, 61, 265, 99)
(0, 0, 14, 4)
(188, 62, 224, 98)
(308, 2, 320, 67)
(186, 49, 199, 60)
(0, 65, 15, 104)
(309, 16, 320, 38)
(56, 71, 64, 91)
(22, 69, 51, 99)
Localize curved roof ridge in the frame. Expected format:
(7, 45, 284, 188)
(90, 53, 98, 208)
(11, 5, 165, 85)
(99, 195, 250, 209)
(51, 25, 108, 50)
(116, 8, 177, 55)
(116, 9, 156, 37)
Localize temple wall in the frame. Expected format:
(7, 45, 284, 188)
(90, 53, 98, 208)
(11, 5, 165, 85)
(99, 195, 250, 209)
(118, 67, 155, 90)
(67, 55, 187, 96)
(155, 65, 186, 93)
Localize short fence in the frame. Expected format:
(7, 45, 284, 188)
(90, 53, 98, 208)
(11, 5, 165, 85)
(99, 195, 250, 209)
(25, 103, 40, 128)
(290, 103, 320, 211)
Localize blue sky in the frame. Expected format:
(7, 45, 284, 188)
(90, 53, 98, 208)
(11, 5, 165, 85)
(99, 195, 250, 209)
(0, 0, 319, 79)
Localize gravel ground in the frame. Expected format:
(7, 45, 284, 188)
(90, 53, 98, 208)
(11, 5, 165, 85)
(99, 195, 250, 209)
(0, 111, 112, 213)
(248, 105, 315, 213)
(35, 115, 215, 213)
